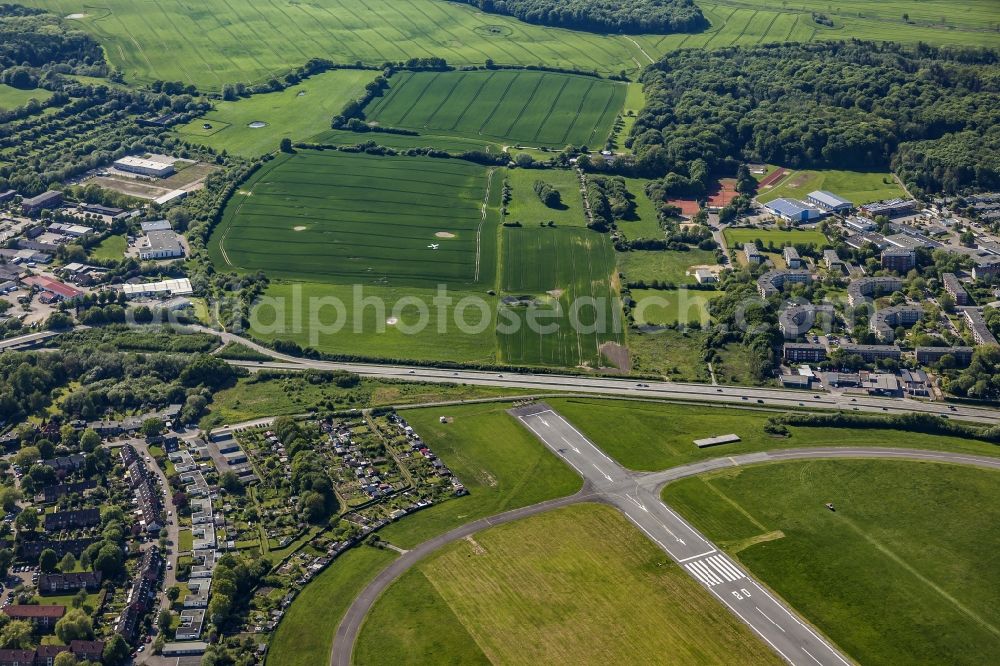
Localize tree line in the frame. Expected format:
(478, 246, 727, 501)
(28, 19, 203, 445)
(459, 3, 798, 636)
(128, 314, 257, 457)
(453, 0, 707, 34)
(630, 41, 1000, 195)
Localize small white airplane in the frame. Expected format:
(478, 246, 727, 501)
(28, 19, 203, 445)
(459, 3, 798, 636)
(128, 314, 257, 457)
(427, 243, 439, 250)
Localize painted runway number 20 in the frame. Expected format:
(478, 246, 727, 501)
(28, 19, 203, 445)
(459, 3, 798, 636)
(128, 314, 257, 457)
(732, 589, 751, 600)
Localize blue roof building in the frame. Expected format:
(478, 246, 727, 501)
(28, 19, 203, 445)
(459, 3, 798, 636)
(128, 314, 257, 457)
(765, 198, 825, 223)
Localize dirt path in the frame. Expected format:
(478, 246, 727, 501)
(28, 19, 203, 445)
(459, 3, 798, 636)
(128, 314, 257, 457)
(474, 167, 496, 282)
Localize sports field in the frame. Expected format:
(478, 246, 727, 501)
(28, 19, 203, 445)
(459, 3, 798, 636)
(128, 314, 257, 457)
(364, 70, 625, 148)
(756, 168, 906, 205)
(663, 460, 1000, 665)
(0, 83, 52, 110)
(210, 150, 500, 286)
(724, 228, 828, 250)
(173, 69, 376, 156)
(498, 227, 624, 368)
(356, 503, 781, 665)
(631, 288, 722, 326)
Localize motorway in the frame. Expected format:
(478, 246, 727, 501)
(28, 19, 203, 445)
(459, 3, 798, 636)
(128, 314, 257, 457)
(231, 358, 1000, 425)
(8, 324, 1000, 424)
(329, 401, 1000, 666)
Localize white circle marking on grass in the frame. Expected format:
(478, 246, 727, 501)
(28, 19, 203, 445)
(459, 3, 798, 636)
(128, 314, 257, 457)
(435, 231, 456, 238)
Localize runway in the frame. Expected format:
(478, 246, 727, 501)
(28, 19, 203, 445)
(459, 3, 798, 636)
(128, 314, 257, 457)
(512, 403, 851, 666)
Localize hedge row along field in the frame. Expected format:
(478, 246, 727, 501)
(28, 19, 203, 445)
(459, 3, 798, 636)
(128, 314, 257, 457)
(209, 150, 500, 287)
(364, 69, 626, 148)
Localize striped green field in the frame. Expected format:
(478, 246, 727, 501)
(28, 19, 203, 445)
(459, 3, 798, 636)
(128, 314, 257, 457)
(209, 150, 501, 287)
(365, 70, 626, 148)
(498, 227, 624, 368)
(25, 0, 998, 90)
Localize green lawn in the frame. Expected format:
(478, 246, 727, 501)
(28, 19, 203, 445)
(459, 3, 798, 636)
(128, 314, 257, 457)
(0, 83, 52, 110)
(267, 545, 397, 666)
(756, 168, 905, 205)
(631, 288, 723, 326)
(377, 402, 582, 549)
(615, 176, 664, 240)
(548, 397, 1000, 471)
(87, 234, 126, 262)
(364, 70, 625, 148)
(618, 249, 720, 286)
(724, 228, 828, 250)
(210, 150, 501, 287)
(356, 504, 781, 665)
(174, 69, 376, 156)
(177, 529, 193, 553)
(498, 226, 624, 368)
(505, 167, 586, 227)
(663, 460, 1000, 665)
(611, 82, 646, 152)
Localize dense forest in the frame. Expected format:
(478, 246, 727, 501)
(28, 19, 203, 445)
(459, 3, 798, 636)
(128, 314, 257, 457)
(454, 0, 707, 34)
(630, 41, 1000, 195)
(0, 4, 104, 70)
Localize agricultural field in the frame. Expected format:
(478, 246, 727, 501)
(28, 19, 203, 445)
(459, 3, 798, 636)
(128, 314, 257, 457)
(724, 227, 829, 250)
(618, 249, 720, 286)
(550, 397, 1000, 471)
(663, 460, 1000, 665)
(630, 288, 723, 326)
(628, 0, 1000, 56)
(356, 504, 781, 665)
(209, 150, 500, 287)
(498, 226, 624, 368)
(505, 168, 586, 227)
(27, 0, 999, 90)
(0, 83, 52, 110)
(364, 70, 625, 148)
(34, 0, 651, 88)
(173, 69, 376, 156)
(252, 282, 499, 363)
(756, 168, 906, 205)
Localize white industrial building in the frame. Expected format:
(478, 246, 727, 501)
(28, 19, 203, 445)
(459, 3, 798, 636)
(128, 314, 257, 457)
(122, 278, 193, 298)
(113, 156, 176, 178)
(138, 230, 185, 260)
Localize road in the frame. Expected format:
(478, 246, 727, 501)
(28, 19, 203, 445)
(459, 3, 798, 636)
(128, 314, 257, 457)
(228, 358, 1000, 425)
(16, 324, 1000, 425)
(328, 402, 1000, 666)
